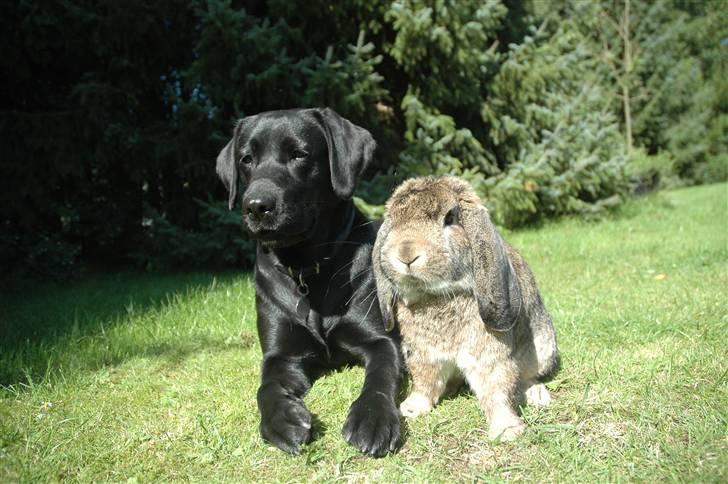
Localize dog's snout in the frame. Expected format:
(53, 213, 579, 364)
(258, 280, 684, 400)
(244, 195, 277, 220)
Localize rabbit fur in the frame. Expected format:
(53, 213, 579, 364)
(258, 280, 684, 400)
(373, 176, 559, 441)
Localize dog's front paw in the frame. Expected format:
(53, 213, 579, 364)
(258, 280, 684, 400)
(342, 394, 401, 457)
(399, 392, 433, 418)
(259, 394, 312, 454)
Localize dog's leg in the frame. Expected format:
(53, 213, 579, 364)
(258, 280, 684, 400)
(257, 324, 323, 455)
(329, 324, 402, 457)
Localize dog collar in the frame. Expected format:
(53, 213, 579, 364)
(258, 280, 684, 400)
(269, 204, 356, 355)
(272, 203, 356, 286)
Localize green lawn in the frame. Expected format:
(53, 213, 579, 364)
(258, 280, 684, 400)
(1, 184, 726, 482)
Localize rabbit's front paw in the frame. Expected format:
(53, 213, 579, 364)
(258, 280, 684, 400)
(399, 392, 433, 418)
(488, 415, 525, 442)
(524, 382, 552, 407)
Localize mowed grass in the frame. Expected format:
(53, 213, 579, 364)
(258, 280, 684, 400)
(1, 183, 726, 482)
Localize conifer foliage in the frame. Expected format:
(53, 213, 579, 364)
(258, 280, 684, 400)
(1, 0, 723, 274)
(481, 17, 627, 226)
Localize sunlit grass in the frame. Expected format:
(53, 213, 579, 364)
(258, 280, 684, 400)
(1, 183, 726, 481)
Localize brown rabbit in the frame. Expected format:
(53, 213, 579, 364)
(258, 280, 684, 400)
(373, 176, 558, 441)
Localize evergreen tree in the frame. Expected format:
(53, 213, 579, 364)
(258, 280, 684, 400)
(386, 1, 627, 226)
(568, 0, 727, 184)
(481, 18, 627, 226)
(2, 0, 720, 275)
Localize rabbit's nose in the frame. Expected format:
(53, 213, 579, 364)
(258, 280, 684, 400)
(398, 254, 420, 266)
(396, 240, 426, 269)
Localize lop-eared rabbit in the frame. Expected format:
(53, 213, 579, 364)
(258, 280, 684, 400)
(373, 176, 558, 440)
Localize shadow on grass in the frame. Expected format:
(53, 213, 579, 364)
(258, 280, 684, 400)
(310, 413, 328, 442)
(0, 270, 253, 387)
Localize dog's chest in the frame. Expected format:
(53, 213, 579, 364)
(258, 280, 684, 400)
(287, 260, 376, 331)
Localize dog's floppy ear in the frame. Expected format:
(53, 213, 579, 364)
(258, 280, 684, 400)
(373, 218, 398, 331)
(461, 204, 523, 332)
(216, 118, 255, 210)
(216, 136, 238, 210)
(315, 107, 376, 199)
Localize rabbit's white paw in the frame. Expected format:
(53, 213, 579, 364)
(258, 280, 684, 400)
(488, 416, 525, 442)
(525, 382, 552, 407)
(399, 393, 433, 418)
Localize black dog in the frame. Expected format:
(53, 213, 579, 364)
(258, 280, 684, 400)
(216, 108, 402, 457)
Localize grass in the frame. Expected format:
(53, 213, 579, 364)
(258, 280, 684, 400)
(1, 183, 726, 482)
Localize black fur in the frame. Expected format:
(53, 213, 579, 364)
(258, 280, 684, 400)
(216, 108, 402, 457)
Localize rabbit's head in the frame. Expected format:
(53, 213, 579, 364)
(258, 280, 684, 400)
(374, 176, 523, 332)
(377, 177, 478, 301)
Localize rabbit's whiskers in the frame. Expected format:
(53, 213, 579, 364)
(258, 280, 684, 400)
(313, 240, 365, 248)
(362, 288, 378, 320)
(345, 282, 369, 307)
(352, 220, 377, 230)
(347, 284, 374, 308)
(324, 259, 357, 297)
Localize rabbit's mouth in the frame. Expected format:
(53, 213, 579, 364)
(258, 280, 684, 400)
(387, 265, 473, 299)
(393, 272, 424, 287)
(424, 276, 473, 296)
(388, 271, 434, 296)
(389, 277, 428, 306)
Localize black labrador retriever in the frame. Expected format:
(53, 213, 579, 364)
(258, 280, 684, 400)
(216, 108, 402, 457)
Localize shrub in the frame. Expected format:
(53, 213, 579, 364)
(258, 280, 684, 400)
(2, 0, 718, 275)
(137, 199, 255, 271)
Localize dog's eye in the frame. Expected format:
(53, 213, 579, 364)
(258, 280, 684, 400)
(240, 155, 252, 166)
(444, 207, 459, 226)
(291, 149, 308, 161)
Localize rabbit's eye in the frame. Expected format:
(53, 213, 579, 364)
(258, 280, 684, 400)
(291, 149, 308, 161)
(444, 207, 460, 226)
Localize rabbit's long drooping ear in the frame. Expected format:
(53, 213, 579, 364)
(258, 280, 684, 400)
(461, 205, 523, 332)
(373, 218, 398, 331)
(315, 107, 376, 200)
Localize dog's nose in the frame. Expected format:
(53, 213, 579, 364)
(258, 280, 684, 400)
(244, 195, 276, 220)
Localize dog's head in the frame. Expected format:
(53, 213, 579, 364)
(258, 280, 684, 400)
(216, 108, 376, 248)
